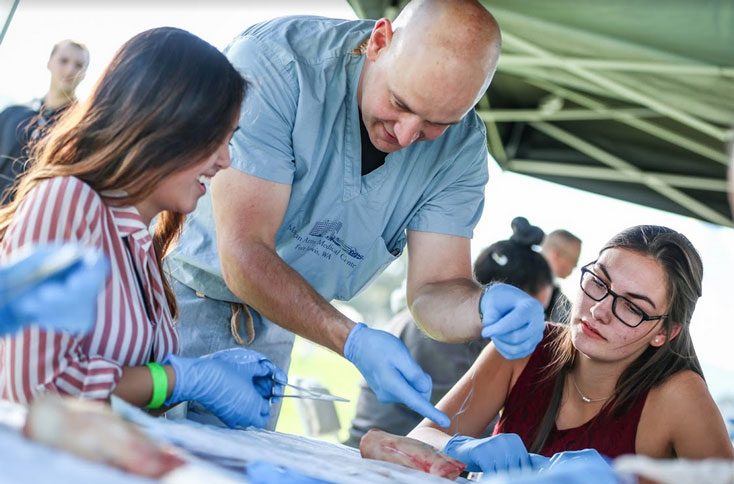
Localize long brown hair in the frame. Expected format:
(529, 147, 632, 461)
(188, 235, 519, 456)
(0, 27, 246, 318)
(529, 225, 704, 452)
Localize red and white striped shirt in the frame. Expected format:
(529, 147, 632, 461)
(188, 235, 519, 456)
(0, 176, 179, 403)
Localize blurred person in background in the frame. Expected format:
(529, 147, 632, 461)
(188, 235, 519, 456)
(0, 39, 89, 201)
(541, 229, 581, 323)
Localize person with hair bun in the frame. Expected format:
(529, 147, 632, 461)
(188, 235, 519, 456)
(473, 217, 554, 309)
(409, 225, 733, 474)
(345, 217, 553, 447)
(0, 27, 285, 429)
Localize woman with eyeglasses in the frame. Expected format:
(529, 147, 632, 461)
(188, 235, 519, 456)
(407, 225, 733, 473)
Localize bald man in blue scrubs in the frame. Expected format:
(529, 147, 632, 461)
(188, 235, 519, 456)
(168, 0, 545, 428)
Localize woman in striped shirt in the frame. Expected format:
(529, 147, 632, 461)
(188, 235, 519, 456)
(0, 27, 283, 429)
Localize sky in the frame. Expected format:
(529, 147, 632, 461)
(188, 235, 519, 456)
(1, 1, 732, 391)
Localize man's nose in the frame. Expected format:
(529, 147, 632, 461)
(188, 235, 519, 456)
(394, 115, 422, 147)
(218, 142, 232, 169)
(64, 64, 81, 77)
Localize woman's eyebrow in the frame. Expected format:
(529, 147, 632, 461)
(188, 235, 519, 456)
(597, 262, 657, 309)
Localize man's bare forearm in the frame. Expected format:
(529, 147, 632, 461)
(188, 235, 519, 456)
(220, 240, 355, 354)
(408, 277, 484, 343)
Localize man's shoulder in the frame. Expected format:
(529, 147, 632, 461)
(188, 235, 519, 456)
(236, 15, 375, 62)
(456, 109, 487, 137)
(418, 109, 487, 160)
(0, 103, 38, 126)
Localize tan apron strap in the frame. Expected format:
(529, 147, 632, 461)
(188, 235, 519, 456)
(194, 291, 255, 345)
(230, 302, 256, 345)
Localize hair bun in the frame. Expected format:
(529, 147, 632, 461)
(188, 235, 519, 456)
(510, 216, 545, 247)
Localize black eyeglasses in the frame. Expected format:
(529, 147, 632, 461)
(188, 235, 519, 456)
(579, 262, 668, 328)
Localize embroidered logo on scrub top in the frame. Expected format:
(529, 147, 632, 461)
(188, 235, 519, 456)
(309, 220, 364, 260)
(286, 220, 365, 269)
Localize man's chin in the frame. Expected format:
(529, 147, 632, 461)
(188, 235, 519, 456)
(377, 142, 401, 153)
(371, 134, 401, 153)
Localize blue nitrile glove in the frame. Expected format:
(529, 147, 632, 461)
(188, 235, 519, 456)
(164, 348, 284, 428)
(255, 358, 287, 404)
(530, 453, 551, 469)
(536, 449, 611, 472)
(444, 433, 533, 474)
(479, 283, 545, 359)
(484, 450, 619, 484)
(344, 323, 450, 428)
(0, 245, 109, 336)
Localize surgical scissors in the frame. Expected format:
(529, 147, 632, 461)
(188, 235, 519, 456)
(271, 377, 350, 403)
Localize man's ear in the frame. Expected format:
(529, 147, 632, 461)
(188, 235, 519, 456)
(651, 323, 681, 348)
(365, 18, 393, 62)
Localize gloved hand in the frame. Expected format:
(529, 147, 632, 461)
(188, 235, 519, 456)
(538, 449, 613, 473)
(479, 283, 545, 359)
(486, 449, 619, 484)
(344, 323, 450, 428)
(164, 348, 285, 428)
(443, 433, 532, 474)
(0, 245, 109, 336)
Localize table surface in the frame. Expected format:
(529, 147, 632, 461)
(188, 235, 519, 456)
(0, 398, 471, 484)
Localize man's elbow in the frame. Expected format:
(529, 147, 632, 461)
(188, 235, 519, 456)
(218, 237, 272, 293)
(217, 239, 252, 291)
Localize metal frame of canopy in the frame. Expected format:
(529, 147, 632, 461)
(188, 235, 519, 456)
(347, 0, 734, 227)
(0, 0, 20, 46)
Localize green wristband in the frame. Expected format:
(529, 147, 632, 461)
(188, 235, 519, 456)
(146, 362, 168, 409)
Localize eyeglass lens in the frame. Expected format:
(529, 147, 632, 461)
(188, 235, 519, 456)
(581, 271, 644, 327)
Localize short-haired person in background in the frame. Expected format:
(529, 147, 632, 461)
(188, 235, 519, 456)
(541, 229, 581, 323)
(0, 28, 285, 428)
(408, 225, 733, 473)
(0, 40, 90, 201)
(345, 217, 553, 447)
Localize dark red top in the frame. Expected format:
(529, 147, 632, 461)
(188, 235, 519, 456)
(493, 324, 649, 458)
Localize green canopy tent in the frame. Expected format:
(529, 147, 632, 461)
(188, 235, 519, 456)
(347, 0, 734, 227)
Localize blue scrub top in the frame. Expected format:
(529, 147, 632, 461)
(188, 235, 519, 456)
(168, 16, 489, 304)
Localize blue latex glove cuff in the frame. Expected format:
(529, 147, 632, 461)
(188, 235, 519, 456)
(444, 435, 482, 472)
(162, 353, 187, 406)
(343, 322, 367, 362)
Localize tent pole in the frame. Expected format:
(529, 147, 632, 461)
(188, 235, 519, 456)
(478, 96, 507, 163)
(499, 55, 734, 77)
(529, 121, 733, 227)
(502, 31, 730, 142)
(507, 160, 730, 192)
(477, 107, 656, 122)
(525, 79, 728, 165)
(0, 0, 20, 46)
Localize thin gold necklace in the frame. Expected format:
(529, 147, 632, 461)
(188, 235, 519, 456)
(569, 373, 612, 403)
